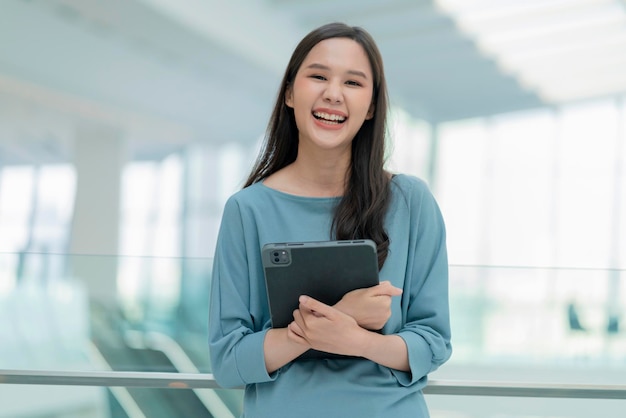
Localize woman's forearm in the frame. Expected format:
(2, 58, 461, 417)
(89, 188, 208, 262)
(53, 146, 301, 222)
(263, 328, 310, 373)
(358, 332, 410, 372)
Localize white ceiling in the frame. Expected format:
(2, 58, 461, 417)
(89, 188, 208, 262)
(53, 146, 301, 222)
(436, 0, 626, 103)
(0, 0, 625, 163)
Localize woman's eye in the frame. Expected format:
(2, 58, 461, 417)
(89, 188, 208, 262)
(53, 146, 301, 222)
(346, 80, 362, 87)
(310, 75, 326, 80)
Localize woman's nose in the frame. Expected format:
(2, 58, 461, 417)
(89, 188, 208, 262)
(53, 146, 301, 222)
(323, 81, 343, 104)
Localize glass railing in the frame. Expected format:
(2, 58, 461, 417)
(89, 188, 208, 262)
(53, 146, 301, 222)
(447, 264, 626, 368)
(1, 252, 625, 417)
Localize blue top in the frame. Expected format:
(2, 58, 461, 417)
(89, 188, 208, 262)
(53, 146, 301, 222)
(209, 174, 452, 418)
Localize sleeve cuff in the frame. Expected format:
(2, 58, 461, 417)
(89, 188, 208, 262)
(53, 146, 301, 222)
(391, 331, 433, 387)
(235, 329, 278, 384)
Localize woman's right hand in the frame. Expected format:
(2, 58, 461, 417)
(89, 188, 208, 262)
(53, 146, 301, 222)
(333, 281, 402, 330)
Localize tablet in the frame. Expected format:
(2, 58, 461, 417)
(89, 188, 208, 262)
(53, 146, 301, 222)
(261, 239, 380, 329)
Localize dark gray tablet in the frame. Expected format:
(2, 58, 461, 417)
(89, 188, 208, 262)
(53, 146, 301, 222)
(261, 239, 379, 329)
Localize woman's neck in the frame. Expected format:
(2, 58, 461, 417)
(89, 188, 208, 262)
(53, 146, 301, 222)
(264, 155, 350, 198)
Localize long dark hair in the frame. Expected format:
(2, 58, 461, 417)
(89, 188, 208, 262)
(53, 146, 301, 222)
(244, 22, 391, 268)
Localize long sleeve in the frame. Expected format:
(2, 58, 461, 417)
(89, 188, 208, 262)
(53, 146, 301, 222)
(388, 177, 452, 386)
(208, 197, 276, 388)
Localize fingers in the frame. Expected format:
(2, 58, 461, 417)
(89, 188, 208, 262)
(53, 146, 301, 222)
(288, 320, 304, 338)
(298, 295, 335, 318)
(287, 321, 310, 347)
(292, 297, 330, 332)
(370, 281, 403, 297)
(290, 299, 327, 345)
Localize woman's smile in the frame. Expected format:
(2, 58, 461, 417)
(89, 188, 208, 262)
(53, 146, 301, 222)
(312, 108, 348, 130)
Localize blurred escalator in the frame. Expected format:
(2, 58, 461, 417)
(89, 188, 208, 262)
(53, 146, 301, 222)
(89, 303, 236, 418)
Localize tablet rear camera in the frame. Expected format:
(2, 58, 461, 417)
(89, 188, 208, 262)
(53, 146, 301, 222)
(271, 250, 290, 265)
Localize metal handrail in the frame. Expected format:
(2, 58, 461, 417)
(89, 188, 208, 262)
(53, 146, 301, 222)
(87, 341, 146, 418)
(2, 369, 625, 400)
(125, 331, 235, 418)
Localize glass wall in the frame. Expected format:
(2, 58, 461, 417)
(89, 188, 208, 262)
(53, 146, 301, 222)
(1, 95, 625, 345)
(437, 97, 626, 271)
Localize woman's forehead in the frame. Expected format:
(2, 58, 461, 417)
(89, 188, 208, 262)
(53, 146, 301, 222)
(300, 38, 372, 77)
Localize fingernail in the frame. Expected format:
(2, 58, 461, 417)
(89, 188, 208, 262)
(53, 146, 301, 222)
(299, 295, 308, 303)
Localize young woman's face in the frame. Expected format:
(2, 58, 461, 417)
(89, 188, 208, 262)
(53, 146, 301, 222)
(286, 37, 374, 153)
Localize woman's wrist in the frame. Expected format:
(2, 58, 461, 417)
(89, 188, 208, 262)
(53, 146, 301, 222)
(264, 328, 310, 373)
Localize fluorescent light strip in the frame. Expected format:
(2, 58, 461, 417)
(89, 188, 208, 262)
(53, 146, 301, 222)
(435, 0, 609, 17)
(472, 11, 625, 48)
(539, 78, 626, 103)
(476, 19, 626, 53)
(496, 33, 626, 69)
(524, 67, 626, 91)
(510, 53, 626, 81)
(446, 0, 617, 29)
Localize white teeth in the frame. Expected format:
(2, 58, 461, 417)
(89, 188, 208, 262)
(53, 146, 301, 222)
(313, 111, 346, 122)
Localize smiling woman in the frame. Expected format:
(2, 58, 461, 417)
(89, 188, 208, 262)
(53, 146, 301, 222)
(208, 22, 452, 418)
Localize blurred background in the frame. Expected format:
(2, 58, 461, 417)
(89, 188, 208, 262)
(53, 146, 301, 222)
(1, 0, 625, 417)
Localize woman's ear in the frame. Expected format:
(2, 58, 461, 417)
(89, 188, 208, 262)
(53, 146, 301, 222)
(285, 84, 294, 108)
(365, 102, 375, 120)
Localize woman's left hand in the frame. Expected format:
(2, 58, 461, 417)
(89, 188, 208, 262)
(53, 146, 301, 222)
(334, 281, 402, 330)
(287, 295, 370, 356)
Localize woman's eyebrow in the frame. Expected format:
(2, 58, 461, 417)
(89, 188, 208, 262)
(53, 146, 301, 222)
(305, 63, 369, 79)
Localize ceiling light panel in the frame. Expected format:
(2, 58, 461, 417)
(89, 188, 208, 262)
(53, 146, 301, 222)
(435, 0, 626, 103)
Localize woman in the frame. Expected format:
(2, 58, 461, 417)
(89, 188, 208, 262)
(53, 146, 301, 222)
(209, 22, 452, 417)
